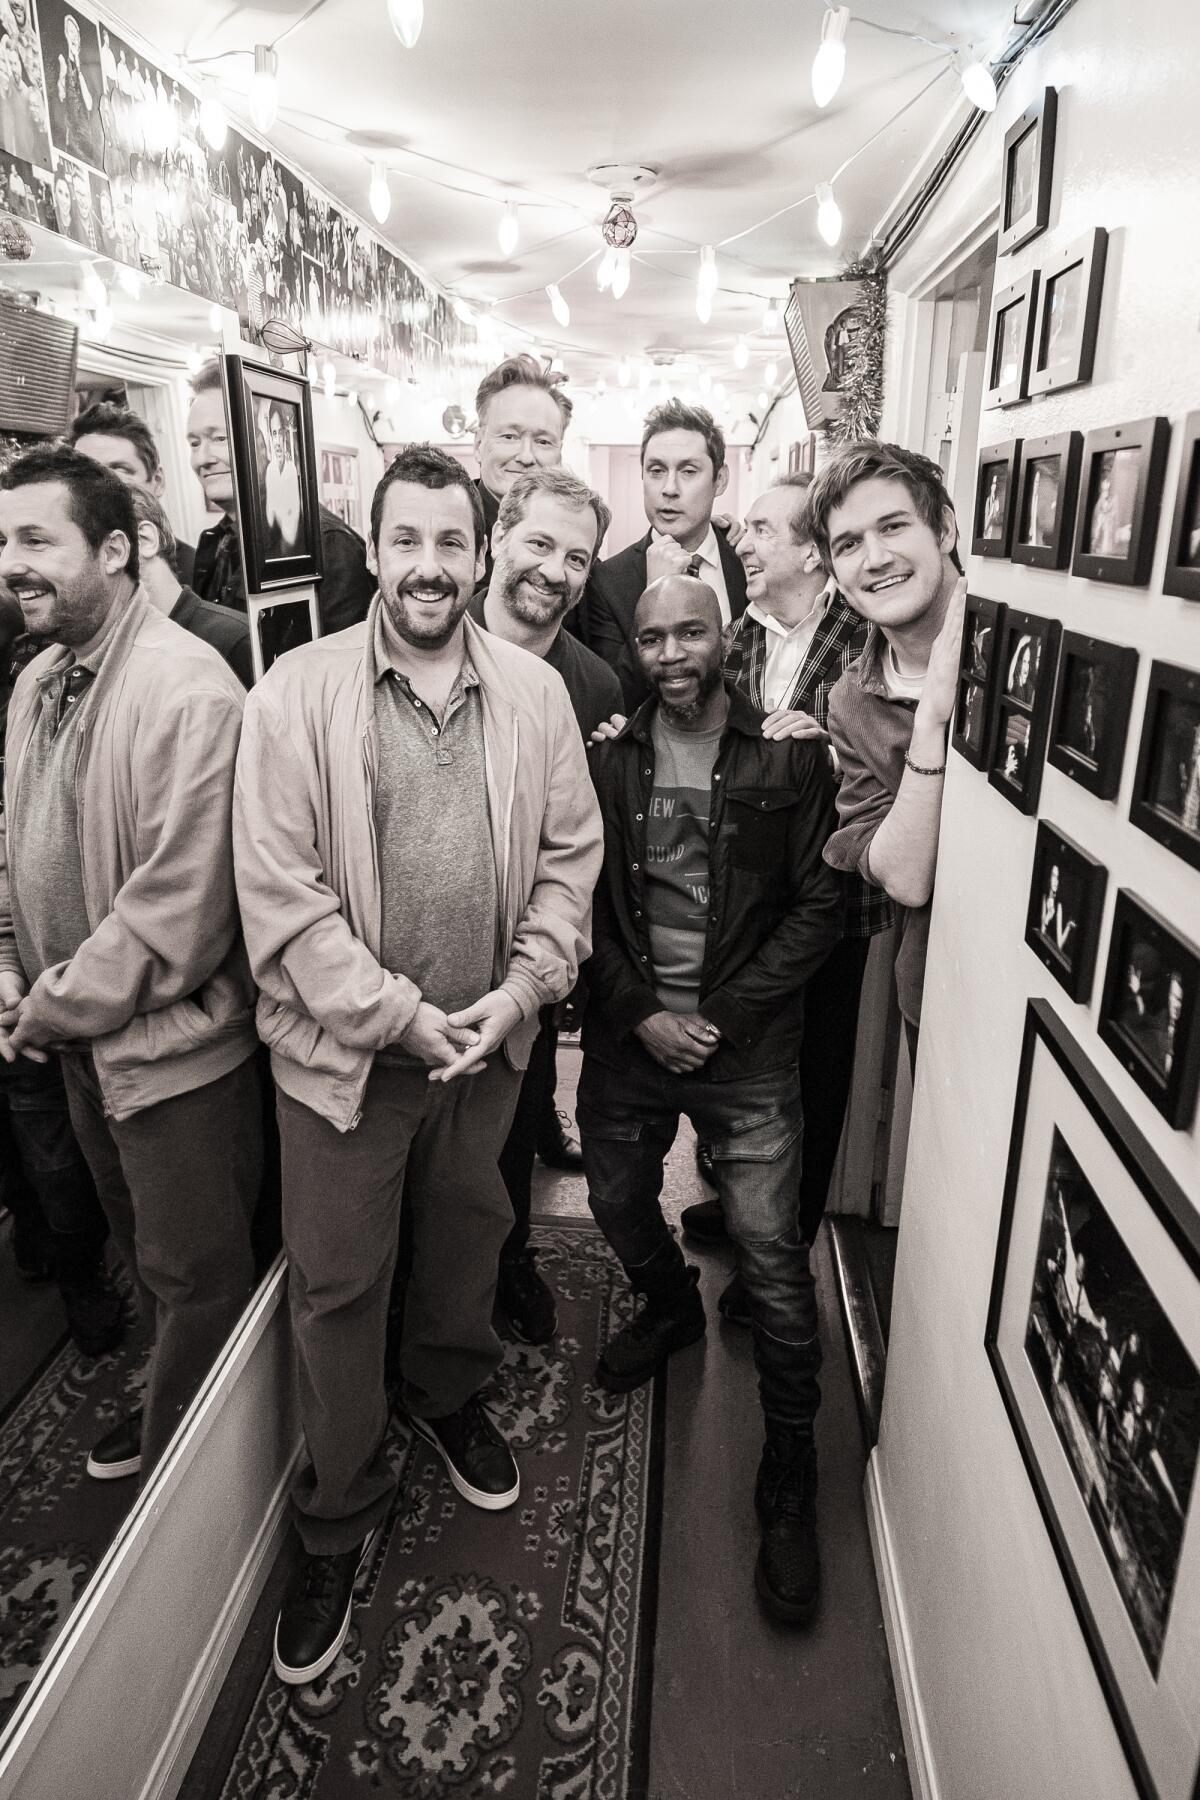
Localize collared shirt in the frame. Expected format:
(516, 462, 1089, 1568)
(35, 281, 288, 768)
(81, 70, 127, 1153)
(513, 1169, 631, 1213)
(744, 580, 833, 712)
(652, 523, 730, 624)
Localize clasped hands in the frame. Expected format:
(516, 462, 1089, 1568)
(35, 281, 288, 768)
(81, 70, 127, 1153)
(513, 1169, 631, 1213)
(0, 973, 49, 1065)
(398, 989, 523, 1083)
(634, 1009, 721, 1075)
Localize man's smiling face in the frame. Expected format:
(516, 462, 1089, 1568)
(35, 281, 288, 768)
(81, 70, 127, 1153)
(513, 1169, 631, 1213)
(826, 474, 954, 629)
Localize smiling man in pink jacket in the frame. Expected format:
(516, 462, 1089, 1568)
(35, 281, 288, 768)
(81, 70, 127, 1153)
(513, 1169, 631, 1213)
(233, 443, 602, 1687)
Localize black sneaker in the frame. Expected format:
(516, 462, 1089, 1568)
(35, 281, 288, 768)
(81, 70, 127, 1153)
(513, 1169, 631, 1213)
(680, 1196, 727, 1245)
(410, 1397, 519, 1510)
(536, 1110, 585, 1172)
(497, 1249, 557, 1345)
(596, 1265, 706, 1394)
(273, 1529, 377, 1686)
(754, 1437, 820, 1626)
(717, 1270, 752, 1327)
(62, 1267, 125, 1357)
(87, 1412, 142, 1480)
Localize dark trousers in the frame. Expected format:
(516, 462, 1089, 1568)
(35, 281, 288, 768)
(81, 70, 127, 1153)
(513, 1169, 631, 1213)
(578, 1056, 821, 1435)
(497, 1006, 557, 1261)
(59, 1052, 261, 1478)
(279, 1058, 521, 1556)
(0, 1052, 108, 1277)
(796, 935, 872, 1240)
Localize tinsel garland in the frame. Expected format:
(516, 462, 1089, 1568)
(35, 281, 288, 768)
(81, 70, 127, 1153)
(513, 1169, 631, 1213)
(829, 260, 887, 445)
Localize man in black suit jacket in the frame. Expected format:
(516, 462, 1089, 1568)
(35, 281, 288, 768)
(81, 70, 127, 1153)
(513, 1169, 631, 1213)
(585, 399, 748, 709)
(471, 354, 574, 587)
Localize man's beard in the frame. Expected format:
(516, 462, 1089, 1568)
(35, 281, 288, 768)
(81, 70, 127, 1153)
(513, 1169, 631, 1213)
(380, 577, 471, 649)
(653, 661, 723, 724)
(493, 557, 571, 630)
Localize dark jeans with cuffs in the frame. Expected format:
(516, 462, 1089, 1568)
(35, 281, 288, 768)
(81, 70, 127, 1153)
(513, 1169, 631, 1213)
(0, 1052, 108, 1276)
(578, 1054, 821, 1436)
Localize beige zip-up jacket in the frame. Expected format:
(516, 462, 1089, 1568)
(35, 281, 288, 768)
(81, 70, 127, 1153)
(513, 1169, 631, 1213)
(232, 601, 603, 1133)
(0, 588, 258, 1121)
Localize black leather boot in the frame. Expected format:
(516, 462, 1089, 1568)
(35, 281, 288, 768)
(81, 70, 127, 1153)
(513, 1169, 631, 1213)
(754, 1430, 820, 1626)
(596, 1243, 706, 1393)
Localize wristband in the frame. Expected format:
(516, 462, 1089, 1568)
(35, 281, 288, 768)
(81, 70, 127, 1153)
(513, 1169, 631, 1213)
(903, 751, 946, 776)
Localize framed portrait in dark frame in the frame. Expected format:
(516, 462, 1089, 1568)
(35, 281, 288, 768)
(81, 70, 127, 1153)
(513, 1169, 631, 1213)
(1012, 430, 1083, 570)
(972, 440, 1022, 558)
(997, 87, 1057, 256)
(988, 608, 1061, 813)
(1071, 418, 1170, 588)
(224, 353, 324, 593)
(1047, 631, 1138, 801)
(1129, 660, 1200, 873)
(984, 269, 1040, 410)
(1162, 411, 1200, 602)
(1024, 822, 1107, 1003)
(1028, 228, 1108, 398)
(986, 999, 1200, 1800)
(952, 592, 1007, 770)
(1099, 891, 1200, 1131)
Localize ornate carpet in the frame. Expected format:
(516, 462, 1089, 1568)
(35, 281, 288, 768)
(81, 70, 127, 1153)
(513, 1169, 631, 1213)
(214, 1219, 664, 1800)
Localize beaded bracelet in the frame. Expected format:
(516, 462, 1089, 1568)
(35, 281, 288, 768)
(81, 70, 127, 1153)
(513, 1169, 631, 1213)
(903, 751, 947, 776)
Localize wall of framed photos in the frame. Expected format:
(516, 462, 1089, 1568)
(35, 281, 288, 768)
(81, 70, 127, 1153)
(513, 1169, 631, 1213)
(868, 3, 1200, 1798)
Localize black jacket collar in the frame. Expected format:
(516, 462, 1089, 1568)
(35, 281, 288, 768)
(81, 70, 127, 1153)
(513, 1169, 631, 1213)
(624, 679, 763, 746)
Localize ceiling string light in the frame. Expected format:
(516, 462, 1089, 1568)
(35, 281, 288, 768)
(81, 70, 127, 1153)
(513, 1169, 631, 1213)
(811, 6, 850, 108)
(815, 181, 842, 246)
(498, 199, 520, 257)
(611, 248, 631, 300)
(763, 357, 779, 386)
(733, 336, 749, 370)
(387, 0, 424, 49)
(197, 75, 228, 150)
(369, 161, 391, 224)
(954, 50, 998, 111)
(546, 282, 570, 327)
(249, 44, 278, 132)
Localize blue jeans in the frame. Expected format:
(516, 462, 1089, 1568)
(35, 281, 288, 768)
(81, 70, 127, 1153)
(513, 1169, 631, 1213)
(577, 1054, 820, 1433)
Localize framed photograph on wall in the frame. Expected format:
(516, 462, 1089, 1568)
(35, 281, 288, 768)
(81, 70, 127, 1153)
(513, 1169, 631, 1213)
(246, 590, 322, 684)
(1028, 227, 1108, 398)
(1071, 418, 1171, 588)
(953, 592, 1007, 769)
(1099, 891, 1200, 1131)
(986, 999, 1200, 1800)
(997, 87, 1057, 256)
(1162, 411, 1200, 602)
(984, 269, 1040, 410)
(988, 608, 1061, 813)
(1024, 822, 1107, 1003)
(1129, 660, 1200, 872)
(1012, 430, 1083, 570)
(972, 440, 1022, 558)
(1047, 631, 1138, 800)
(224, 353, 324, 593)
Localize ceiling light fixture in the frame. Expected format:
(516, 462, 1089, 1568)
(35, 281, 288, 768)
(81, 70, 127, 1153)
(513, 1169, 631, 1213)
(597, 246, 616, 292)
(197, 76, 227, 150)
(815, 181, 843, 246)
(498, 200, 519, 258)
(452, 296, 477, 325)
(764, 358, 779, 386)
(347, 388, 359, 408)
(733, 336, 749, 370)
(546, 283, 570, 327)
(811, 6, 850, 108)
(697, 244, 719, 298)
(249, 45, 278, 133)
(369, 162, 391, 225)
(322, 359, 336, 399)
(387, 0, 424, 49)
(762, 299, 781, 335)
(757, 389, 770, 410)
(955, 51, 998, 112)
(611, 247, 631, 299)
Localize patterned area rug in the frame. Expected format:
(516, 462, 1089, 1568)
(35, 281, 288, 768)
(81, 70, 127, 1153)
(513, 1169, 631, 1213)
(215, 1219, 663, 1800)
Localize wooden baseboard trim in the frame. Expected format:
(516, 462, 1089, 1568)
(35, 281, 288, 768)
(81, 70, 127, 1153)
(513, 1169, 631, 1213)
(865, 1448, 941, 1800)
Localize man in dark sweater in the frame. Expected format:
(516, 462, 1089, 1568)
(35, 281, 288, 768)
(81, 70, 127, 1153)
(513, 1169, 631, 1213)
(129, 488, 253, 687)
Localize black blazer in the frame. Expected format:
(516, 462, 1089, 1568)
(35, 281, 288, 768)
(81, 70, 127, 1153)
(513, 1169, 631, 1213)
(584, 525, 749, 710)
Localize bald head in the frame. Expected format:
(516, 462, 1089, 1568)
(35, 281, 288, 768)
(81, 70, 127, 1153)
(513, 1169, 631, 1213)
(633, 572, 723, 635)
(633, 573, 729, 728)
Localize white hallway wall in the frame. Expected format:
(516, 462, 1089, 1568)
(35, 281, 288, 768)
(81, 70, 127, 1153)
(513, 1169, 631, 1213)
(875, 1, 1200, 1796)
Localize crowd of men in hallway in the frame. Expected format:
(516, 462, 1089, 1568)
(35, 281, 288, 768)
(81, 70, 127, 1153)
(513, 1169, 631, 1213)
(0, 351, 966, 1684)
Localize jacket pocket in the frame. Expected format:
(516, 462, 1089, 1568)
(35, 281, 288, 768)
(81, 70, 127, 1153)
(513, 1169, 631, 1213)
(725, 787, 803, 874)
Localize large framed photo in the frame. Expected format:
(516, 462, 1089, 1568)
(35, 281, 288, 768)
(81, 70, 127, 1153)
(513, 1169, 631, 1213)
(953, 592, 1007, 770)
(986, 999, 1200, 1800)
(1024, 822, 1106, 1003)
(1071, 418, 1170, 588)
(1048, 631, 1138, 801)
(224, 354, 324, 592)
(1099, 891, 1200, 1131)
(988, 608, 1061, 813)
(997, 87, 1057, 257)
(1012, 430, 1083, 570)
(1028, 227, 1108, 398)
(1162, 411, 1200, 602)
(972, 440, 1021, 559)
(1129, 661, 1200, 872)
(984, 269, 1040, 410)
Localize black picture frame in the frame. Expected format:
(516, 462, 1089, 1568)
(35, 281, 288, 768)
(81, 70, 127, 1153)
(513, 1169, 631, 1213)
(972, 440, 1022, 558)
(1071, 418, 1171, 588)
(1028, 227, 1108, 398)
(997, 87, 1057, 256)
(246, 590, 322, 685)
(952, 592, 1008, 770)
(1162, 411, 1200, 602)
(986, 999, 1200, 1800)
(1099, 891, 1200, 1131)
(1024, 822, 1107, 1002)
(1012, 430, 1083, 570)
(988, 608, 1061, 813)
(1047, 631, 1138, 801)
(224, 353, 324, 593)
(1129, 659, 1200, 873)
(984, 269, 1040, 410)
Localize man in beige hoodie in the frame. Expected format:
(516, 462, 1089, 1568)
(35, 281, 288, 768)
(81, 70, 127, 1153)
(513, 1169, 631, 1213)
(233, 443, 603, 1687)
(0, 445, 262, 1486)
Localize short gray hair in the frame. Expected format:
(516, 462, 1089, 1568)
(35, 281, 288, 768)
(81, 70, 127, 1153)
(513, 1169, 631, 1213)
(497, 466, 611, 559)
(770, 470, 815, 545)
(128, 485, 178, 576)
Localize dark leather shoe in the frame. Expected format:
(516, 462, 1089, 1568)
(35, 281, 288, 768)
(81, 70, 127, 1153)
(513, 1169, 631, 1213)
(87, 1412, 142, 1480)
(536, 1111, 585, 1172)
(680, 1197, 727, 1245)
(497, 1249, 557, 1345)
(62, 1266, 125, 1357)
(411, 1397, 519, 1510)
(694, 1140, 716, 1188)
(717, 1271, 752, 1327)
(274, 1530, 377, 1686)
(755, 1437, 820, 1626)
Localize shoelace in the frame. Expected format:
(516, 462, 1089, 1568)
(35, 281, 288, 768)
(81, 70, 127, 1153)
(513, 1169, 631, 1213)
(296, 1553, 348, 1607)
(762, 1459, 811, 1519)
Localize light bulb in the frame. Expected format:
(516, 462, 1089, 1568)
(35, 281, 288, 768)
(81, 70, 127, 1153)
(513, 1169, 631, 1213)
(764, 358, 779, 387)
(611, 248, 631, 299)
(697, 243, 718, 297)
(198, 78, 227, 150)
(547, 283, 570, 328)
(387, 0, 424, 48)
(595, 376, 607, 397)
(617, 356, 632, 387)
(811, 6, 850, 108)
(369, 162, 391, 224)
(956, 52, 997, 112)
(815, 181, 842, 246)
(249, 45, 278, 133)
(596, 246, 616, 293)
(347, 389, 359, 408)
(696, 287, 712, 324)
(322, 359, 336, 399)
(762, 299, 781, 335)
(452, 296, 476, 325)
(757, 389, 769, 410)
(498, 201, 519, 258)
(733, 336, 749, 370)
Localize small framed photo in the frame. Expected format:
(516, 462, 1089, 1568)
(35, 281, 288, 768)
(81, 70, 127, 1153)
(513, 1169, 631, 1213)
(1047, 631, 1138, 801)
(952, 592, 1007, 770)
(1071, 418, 1171, 588)
(987, 999, 1200, 1800)
(972, 440, 1021, 558)
(1028, 227, 1108, 397)
(1099, 891, 1200, 1130)
(1024, 822, 1107, 1003)
(997, 87, 1057, 256)
(224, 353, 324, 593)
(988, 608, 1061, 813)
(247, 589, 322, 684)
(984, 269, 1040, 410)
(1011, 430, 1083, 570)
(1129, 660, 1200, 873)
(1162, 411, 1200, 602)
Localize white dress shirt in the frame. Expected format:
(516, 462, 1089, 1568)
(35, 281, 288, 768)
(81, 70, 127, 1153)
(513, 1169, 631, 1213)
(744, 580, 833, 711)
(652, 523, 731, 625)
